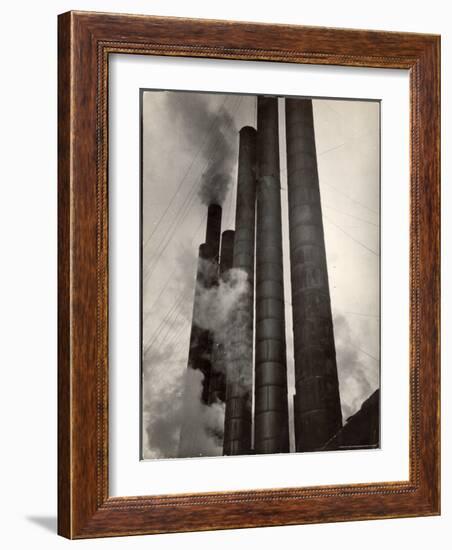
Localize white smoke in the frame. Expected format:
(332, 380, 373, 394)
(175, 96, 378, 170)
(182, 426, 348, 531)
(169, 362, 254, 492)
(333, 313, 379, 421)
(193, 265, 254, 396)
(143, 262, 251, 459)
(143, 345, 226, 459)
(178, 368, 225, 458)
(142, 248, 227, 459)
(194, 266, 249, 334)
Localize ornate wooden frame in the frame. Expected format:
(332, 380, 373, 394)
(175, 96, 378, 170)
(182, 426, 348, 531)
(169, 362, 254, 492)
(58, 11, 440, 539)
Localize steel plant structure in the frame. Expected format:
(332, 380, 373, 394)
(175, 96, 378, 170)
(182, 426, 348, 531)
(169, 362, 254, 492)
(178, 96, 377, 457)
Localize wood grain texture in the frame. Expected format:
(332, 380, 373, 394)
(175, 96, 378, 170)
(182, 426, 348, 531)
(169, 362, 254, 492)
(57, 10, 72, 539)
(57, 10, 440, 539)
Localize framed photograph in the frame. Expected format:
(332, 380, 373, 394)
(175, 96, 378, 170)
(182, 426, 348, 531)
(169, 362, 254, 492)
(58, 11, 440, 538)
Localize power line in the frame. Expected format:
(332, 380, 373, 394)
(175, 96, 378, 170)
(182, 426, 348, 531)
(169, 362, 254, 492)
(348, 342, 380, 363)
(321, 181, 379, 216)
(343, 311, 380, 319)
(144, 97, 242, 277)
(142, 94, 231, 251)
(143, 149, 217, 280)
(280, 173, 378, 219)
(154, 95, 241, 251)
(144, 300, 180, 356)
(142, 171, 204, 285)
(174, 328, 190, 351)
(318, 142, 346, 156)
(193, 212, 208, 242)
(322, 203, 379, 227)
(143, 185, 200, 284)
(144, 289, 192, 357)
(143, 209, 208, 352)
(144, 95, 237, 264)
(143, 212, 207, 320)
(144, 215, 207, 350)
(144, 290, 189, 355)
(142, 95, 244, 361)
(164, 316, 191, 353)
(157, 307, 187, 350)
(142, 218, 211, 357)
(143, 97, 243, 284)
(143, 267, 177, 322)
(324, 215, 379, 257)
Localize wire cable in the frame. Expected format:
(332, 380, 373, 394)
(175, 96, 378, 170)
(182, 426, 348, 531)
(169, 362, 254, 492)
(324, 215, 379, 257)
(142, 94, 231, 251)
(143, 97, 243, 284)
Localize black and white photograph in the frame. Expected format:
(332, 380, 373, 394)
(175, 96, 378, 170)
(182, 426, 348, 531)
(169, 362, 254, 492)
(1, 0, 445, 545)
(141, 90, 380, 460)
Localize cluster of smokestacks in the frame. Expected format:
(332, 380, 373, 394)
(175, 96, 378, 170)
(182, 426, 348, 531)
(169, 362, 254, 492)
(178, 97, 342, 457)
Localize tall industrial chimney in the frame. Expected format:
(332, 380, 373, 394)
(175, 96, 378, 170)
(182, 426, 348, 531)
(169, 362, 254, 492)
(187, 204, 222, 401)
(178, 205, 222, 457)
(204, 203, 222, 261)
(208, 230, 235, 405)
(219, 229, 235, 278)
(285, 98, 342, 452)
(254, 97, 290, 454)
(223, 127, 256, 455)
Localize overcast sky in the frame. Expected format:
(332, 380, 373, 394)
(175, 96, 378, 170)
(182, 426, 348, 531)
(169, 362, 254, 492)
(141, 90, 380, 459)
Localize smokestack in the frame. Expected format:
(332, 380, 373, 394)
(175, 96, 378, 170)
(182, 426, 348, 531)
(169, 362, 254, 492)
(178, 243, 216, 457)
(204, 203, 222, 261)
(223, 127, 257, 455)
(285, 98, 342, 451)
(219, 230, 235, 278)
(208, 230, 235, 405)
(254, 97, 290, 454)
(178, 204, 222, 456)
(187, 243, 217, 399)
(185, 204, 222, 402)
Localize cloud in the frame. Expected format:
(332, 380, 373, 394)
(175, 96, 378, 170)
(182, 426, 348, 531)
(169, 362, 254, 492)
(333, 313, 379, 421)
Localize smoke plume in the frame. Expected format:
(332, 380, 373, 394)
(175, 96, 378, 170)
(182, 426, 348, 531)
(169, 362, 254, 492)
(142, 345, 185, 459)
(164, 92, 237, 205)
(178, 368, 225, 458)
(143, 346, 225, 458)
(192, 265, 253, 392)
(193, 266, 248, 334)
(142, 247, 226, 459)
(333, 313, 379, 421)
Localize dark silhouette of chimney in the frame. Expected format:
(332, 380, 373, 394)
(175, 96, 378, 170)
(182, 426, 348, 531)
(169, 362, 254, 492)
(208, 230, 235, 405)
(204, 203, 222, 262)
(223, 127, 257, 455)
(254, 97, 290, 454)
(285, 98, 342, 451)
(178, 205, 222, 457)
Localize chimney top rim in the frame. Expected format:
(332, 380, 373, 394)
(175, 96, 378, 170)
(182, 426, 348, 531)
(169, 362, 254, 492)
(240, 125, 257, 134)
